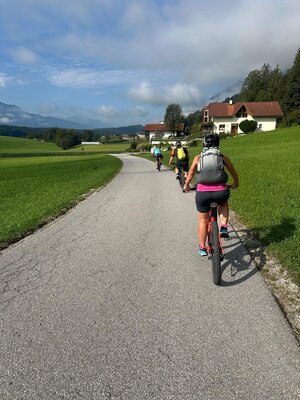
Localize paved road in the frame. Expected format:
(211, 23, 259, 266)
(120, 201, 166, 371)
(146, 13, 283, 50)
(0, 154, 299, 400)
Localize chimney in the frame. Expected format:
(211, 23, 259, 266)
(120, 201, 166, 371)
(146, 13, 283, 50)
(229, 99, 233, 105)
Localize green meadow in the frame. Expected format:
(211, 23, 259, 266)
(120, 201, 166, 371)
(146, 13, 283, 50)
(0, 135, 61, 153)
(140, 127, 300, 283)
(0, 135, 130, 155)
(0, 153, 122, 247)
(220, 127, 300, 283)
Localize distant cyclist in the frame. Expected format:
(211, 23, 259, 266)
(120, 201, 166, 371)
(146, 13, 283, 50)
(169, 141, 189, 180)
(183, 134, 239, 256)
(152, 145, 163, 170)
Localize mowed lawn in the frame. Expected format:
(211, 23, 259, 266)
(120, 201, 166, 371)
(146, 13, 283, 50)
(139, 127, 300, 283)
(0, 154, 122, 247)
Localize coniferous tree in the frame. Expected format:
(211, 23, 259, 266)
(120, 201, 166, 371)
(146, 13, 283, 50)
(282, 48, 300, 113)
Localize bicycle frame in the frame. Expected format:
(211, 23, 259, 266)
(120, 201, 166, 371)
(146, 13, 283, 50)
(207, 202, 225, 285)
(177, 165, 185, 192)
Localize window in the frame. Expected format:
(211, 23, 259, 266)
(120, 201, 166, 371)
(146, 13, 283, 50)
(258, 124, 262, 130)
(236, 106, 247, 118)
(204, 109, 209, 123)
(219, 124, 225, 131)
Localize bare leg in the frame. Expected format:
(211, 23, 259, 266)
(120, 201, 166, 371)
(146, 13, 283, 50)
(198, 212, 209, 248)
(175, 167, 179, 174)
(218, 201, 229, 225)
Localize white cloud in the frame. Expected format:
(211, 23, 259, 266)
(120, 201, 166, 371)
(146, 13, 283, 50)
(95, 105, 118, 119)
(44, 66, 140, 89)
(0, 117, 11, 123)
(8, 47, 40, 65)
(129, 81, 204, 107)
(0, 74, 9, 87)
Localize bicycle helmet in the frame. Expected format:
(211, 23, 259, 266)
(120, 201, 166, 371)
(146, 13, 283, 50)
(203, 134, 219, 148)
(176, 140, 182, 147)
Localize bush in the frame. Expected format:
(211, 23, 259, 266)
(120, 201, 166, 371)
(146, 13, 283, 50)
(130, 141, 137, 150)
(239, 119, 258, 133)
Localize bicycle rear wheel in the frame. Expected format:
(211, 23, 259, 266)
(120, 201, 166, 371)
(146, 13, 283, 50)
(210, 220, 221, 285)
(178, 170, 185, 191)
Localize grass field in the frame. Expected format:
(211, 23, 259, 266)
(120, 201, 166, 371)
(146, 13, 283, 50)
(69, 142, 130, 152)
(0, 154, 122, 247)
(0, 135, 61, 153)
(220, 127, 300, 283)
(138, 127, 300, 284)
(0, 136, 130, 154)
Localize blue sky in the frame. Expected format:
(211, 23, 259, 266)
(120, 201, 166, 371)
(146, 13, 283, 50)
(0, 0, 300, 127)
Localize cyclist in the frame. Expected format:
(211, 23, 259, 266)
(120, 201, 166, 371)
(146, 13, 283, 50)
(169, 141, 189, 180)
(152, 145, 163, 169)
(183, 134, 239, 256)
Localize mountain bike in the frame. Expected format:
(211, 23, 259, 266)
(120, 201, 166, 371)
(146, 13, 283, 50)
(177, 165, 186, 192)
(207, 202, 225, 285)
(155, 155, 163, 171)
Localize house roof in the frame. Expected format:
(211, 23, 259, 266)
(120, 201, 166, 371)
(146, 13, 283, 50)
(144, 123, 185, 132)
(205, 102, 283, 117)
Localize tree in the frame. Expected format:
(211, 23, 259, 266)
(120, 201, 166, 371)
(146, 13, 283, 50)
(81, 130, 94, 142)
(55, 128, 80, 149)
(239, 120, 257, 133)
(282, 48, 300, 113)
(184, 110, 202, 128)
(164, 103, 183, 136)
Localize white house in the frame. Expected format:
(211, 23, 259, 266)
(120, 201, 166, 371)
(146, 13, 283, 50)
(202, 101, 284, 135)
(144, 122, 185, 142)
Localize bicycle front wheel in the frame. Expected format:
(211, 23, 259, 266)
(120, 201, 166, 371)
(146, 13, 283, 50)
(211, 220, 221, 285)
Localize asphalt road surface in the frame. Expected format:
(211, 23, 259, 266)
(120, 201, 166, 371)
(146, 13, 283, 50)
(0, 154, 299, 400)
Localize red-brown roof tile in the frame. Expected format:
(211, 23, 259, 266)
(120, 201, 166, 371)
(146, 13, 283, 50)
(144, 123, 185, 132)
(205, 101, 283, 117)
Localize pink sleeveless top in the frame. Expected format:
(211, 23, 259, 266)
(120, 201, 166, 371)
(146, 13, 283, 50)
(196, 183, 227, 192)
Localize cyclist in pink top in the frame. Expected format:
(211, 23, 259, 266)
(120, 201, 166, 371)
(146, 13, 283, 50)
(184, 134, 239, 256)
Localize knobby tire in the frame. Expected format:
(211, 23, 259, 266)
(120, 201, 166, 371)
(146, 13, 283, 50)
(178, 170, 185, 192)
(211, 220, 221, 285)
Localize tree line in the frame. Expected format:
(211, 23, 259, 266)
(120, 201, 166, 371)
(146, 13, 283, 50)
(226, 47, 300, 127)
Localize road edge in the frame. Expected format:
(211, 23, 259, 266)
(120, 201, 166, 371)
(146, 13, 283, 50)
(230, 210, 300, 342)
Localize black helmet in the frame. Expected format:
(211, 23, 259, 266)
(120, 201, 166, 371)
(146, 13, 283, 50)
(176, 140, 182, 147)
(203, 134, 219, 148)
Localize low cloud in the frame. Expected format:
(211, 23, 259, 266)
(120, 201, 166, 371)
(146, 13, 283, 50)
(0, 74, 9, 87)
(0, 117, 12, 123)
(129, 81, 204, 107)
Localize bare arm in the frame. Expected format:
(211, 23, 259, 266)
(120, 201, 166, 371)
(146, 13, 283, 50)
(223, 155, 239, 188)
(184, 155, 199, 188)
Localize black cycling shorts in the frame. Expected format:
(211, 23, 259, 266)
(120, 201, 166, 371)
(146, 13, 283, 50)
(195, 189, 230, 213)
(156, 154, 163, 160)
(176, 160, 189, 172)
